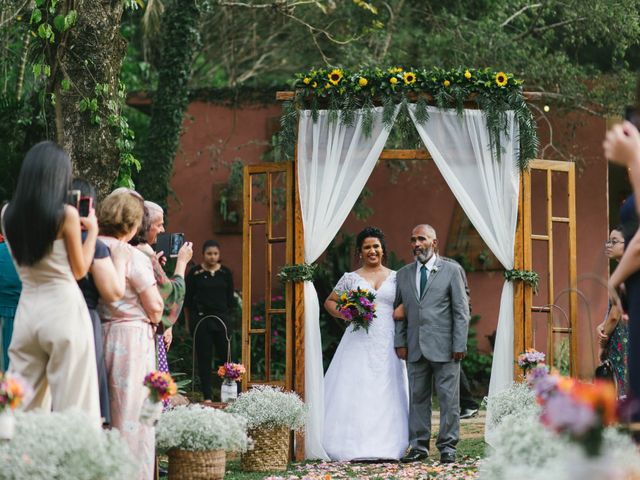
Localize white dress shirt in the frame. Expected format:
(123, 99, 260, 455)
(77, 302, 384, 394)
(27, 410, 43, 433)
(415, 254, 438, 295)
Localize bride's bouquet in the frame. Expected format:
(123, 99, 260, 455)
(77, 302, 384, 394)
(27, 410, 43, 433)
(336, 287, 376, 333)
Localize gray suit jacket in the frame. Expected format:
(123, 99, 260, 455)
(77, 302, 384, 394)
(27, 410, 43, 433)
(394, 256, 470, 363)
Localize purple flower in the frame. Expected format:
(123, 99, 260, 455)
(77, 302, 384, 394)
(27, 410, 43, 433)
(542, 394, 597, 437)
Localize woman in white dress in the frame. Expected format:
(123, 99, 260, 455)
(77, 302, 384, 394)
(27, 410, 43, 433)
(323, 227, 409, 461)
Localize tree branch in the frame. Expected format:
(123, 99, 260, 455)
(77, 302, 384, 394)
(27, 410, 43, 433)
(500, 3, 542, 28)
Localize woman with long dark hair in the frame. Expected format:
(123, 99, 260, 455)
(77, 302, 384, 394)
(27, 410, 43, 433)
(1, 141, 100, 421)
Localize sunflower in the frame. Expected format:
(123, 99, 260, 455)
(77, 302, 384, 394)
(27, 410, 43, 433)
(403, 72, 416, 85)
(389, 77, 398, 85)
(303, 77, 311, 85)
(312, 81, 318, 88)
(464, 69, 472, 80)
(388, 66, 403, 74)
(324, 83, 331, 89)
(495, 71, 508, 87)
(328, 68, 343, 85)
(358, 77, 368, 87)
(443, 79, 450, 88)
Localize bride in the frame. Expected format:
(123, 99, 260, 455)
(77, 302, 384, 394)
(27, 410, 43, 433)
(322, 226, 409, 461)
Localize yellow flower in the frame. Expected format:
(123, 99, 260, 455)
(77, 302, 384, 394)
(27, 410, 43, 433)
(495, 71, 508, 87)
(403, 72, 416, 85)
(340, 293, 348, 302)
(312, 81, 318, 88)
(443, 79, 450, 88)
(303, 77, 311, 85)
(388, 66, 403, 74)
(325, 83, 331, 89)
(358, 77, 368, 87)
(389, 77, 398, 85)
(328, 69, 343, 85)
(464, 69, 472, 80)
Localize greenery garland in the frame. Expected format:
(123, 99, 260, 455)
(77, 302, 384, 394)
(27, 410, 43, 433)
(277, 263, 318, 283)
(282, 66, 538, 170)
(504, 269, 540, 294)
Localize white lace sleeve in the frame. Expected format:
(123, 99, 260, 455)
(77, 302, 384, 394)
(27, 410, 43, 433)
(333, 272, 352, 294)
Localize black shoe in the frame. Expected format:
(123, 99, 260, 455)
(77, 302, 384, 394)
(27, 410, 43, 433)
(460, 407, 479, 419)
(440, 452, 456, 464)
(400, 448, 429, 463)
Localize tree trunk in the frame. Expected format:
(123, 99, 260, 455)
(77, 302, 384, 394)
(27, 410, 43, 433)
(137, 0, 201, 209)
(53, 0, 127, 199)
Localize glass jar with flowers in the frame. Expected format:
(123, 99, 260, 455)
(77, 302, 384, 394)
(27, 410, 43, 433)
(140, 371, 177, 426)
(217, 362, 246, 403)
(0, 372, 28, 440)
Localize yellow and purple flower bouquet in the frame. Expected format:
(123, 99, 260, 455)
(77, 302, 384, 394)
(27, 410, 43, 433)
(336, 287, 376, 333)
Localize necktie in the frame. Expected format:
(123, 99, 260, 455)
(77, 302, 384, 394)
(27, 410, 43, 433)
(420, 264, 427, 297)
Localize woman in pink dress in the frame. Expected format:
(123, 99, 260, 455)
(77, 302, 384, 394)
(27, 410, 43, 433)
(97, 191, 163, 480)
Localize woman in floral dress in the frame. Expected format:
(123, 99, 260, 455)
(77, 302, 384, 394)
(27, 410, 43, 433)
(97, 191, 163, 480)
(597, 226, 628, 398)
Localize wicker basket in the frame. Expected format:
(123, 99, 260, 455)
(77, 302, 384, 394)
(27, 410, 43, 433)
(241, 425, 290, 472)
(168, 449, 226, 479)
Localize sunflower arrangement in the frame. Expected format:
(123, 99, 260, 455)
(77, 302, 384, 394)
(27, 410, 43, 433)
(283, 66, 537, 171)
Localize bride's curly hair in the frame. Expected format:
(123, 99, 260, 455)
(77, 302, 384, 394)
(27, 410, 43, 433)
(355, 226, 387, 259)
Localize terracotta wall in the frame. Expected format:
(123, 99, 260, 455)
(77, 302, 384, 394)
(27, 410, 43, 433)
(168, 101, 610, 378)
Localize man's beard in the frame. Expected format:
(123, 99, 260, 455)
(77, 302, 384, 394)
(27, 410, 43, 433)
(414, 247, 433, 264)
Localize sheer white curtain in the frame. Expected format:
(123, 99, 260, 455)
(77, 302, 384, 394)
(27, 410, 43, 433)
(408, 106, 520, 444)
(297, 106, 397, 459)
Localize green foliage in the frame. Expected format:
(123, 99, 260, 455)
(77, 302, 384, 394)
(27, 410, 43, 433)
(504, 269, 540, 294)
(219, 160, 244, 223)
(462, 314, 493, 392)
(278, 263, 318, 283)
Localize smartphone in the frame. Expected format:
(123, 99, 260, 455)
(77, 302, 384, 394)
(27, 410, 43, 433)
(78, 197, 92, 217)
(154, 232, 185, 258)
(169, 233, 185, 257)
(67, 189, 81, 209)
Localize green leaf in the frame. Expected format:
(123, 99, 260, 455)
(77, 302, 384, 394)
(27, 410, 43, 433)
(43, 65, 51, 77)
(79, 98, 89, 112)
(53, 15, 65, 32)
(50, 93, 56, 105)
(61, 78, 70, 91)
(65, 10, 78, 28)
(30, 8, 42, 24)
(34, 0, 44, 6)
(32, 64, 42, 77)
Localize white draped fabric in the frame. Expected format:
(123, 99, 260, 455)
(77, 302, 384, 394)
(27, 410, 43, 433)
(407, 106, 520, 444)
(297, 106, 398, 459)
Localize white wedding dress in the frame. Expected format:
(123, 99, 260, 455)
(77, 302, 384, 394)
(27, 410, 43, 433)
(323, 271, 409, 461)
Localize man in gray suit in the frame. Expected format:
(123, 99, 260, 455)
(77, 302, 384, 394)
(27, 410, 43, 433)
(394, 224, 470, 464)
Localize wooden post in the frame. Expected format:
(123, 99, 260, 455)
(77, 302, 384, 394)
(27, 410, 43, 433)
(513, 177, 525, 379)
(293, 151, 306, 461)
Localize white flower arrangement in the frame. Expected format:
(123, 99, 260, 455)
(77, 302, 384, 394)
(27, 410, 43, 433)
(0, 409, 135, 479)
(156, 404, 250, 453)
(226, 385, 307, 431)
(483, 381, 539, 431)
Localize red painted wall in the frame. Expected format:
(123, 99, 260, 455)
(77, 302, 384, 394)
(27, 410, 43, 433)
(168, 101, 609, 378)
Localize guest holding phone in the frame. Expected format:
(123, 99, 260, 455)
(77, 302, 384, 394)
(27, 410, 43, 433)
(130, 201, 192, 408)
(1, 141, 100, 421)
(72, 178, 130, 425)
(185, 240, 236, 402)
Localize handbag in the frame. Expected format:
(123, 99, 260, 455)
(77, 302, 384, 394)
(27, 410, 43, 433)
(594, 359, 616, 384)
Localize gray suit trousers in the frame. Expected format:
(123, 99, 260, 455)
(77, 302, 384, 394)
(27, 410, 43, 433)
(407, 355, 460, 455)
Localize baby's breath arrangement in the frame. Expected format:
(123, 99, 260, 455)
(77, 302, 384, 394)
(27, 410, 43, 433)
(226, 385, 307, 431)
(483, 381, 539, 431)
(156, 404, 250, 453)
(0, 409, 135, 479)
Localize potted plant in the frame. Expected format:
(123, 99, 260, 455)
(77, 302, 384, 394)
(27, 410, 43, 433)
(226, 385, 306, 472)
(217, 362, 246, 403)
(140, 371, 177, 426)
(156, 404, 250, 479)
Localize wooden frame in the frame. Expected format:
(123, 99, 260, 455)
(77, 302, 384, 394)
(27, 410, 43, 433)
(517, 160, 577, 377)
(241, 163, 294, 392)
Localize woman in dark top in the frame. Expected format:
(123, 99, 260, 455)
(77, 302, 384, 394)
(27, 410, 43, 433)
(185, 239, 236, 402)
(73, 179, 128, 425)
